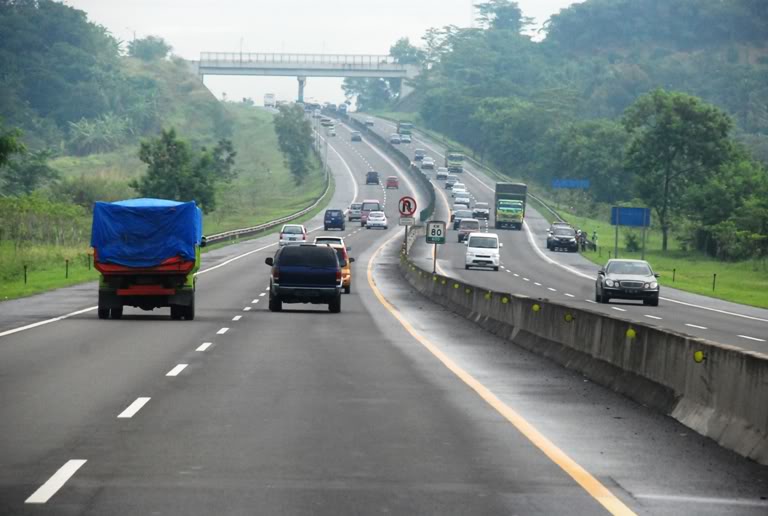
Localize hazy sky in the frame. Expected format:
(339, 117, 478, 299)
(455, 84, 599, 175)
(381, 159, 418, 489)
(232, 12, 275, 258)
(62, 0, 582, 104)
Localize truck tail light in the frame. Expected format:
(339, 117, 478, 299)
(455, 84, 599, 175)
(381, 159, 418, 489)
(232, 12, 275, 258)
(272, 267, 279, 281)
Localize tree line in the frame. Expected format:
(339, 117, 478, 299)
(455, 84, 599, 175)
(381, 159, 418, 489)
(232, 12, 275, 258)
(352, 0, 768, 260)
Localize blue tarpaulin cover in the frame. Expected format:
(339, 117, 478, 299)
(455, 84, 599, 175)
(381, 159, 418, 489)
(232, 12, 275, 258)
(91, 198, 203, 268)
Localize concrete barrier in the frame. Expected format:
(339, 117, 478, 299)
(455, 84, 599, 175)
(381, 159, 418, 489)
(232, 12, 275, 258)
(398, 254, 768, 465)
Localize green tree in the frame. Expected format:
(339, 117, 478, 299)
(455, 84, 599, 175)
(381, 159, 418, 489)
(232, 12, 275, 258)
(128, 36, 172, 61)
(389, 38, 424, 65)
(130, 129, 235, 213)
(475, 0, 532, 33)
(0, 119, 25, 167)
(0, 149, 59, 196)
(623, 89, 735, 251)
(273, 104, 314, 184)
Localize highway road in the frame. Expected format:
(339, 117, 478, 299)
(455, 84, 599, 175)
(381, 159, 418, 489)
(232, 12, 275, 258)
(0, 110, 766, 515)
(362, 115, 768, 353)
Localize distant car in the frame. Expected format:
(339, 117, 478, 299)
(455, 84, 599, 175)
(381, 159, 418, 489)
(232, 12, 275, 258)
(323, 209, 346, 231)
(547, 226, 579, 252)
(445, 175, 459, 189)
(314, 236, 346, 248)
(278, 224, 307, 246)
(451, 209, 473, 229)
(451, 186, 468, 198)
(365, 211, 388, 229)
(385, 176, 399, 189)
(414, 149, 426, 161)
(389, 133, 401, 144)
(452, 202, 470, 212)
(328, 243, 355, 294)
(596, 259, 660, 306)
(348, 202, 362, 221)
(365, 171, 380, 185)
(320, 117, 333, 127)
(360, 199, 382, 226)
(265, 244, 342, 313)
(473, 202, 490, 220)
(400, 134, 412, 144)
(457, 218, 481, 243)
(350, 131, 362, 142)
(365, 117, 374, 126)
(464, 232, 502, 271)
(436, 167, 449, 180)
(455, 196, 471, 208)
(327, 126, 336, 137)
(421, 157, 435, 170)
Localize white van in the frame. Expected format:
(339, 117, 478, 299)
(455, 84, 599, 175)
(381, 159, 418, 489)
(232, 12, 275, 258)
(464, 232, 502, 271)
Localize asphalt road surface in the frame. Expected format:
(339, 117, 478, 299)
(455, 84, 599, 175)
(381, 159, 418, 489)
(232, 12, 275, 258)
(0, 111, 766, 515)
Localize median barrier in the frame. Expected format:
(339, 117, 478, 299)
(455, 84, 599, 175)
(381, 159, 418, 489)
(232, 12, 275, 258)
(398, 255, 768, 465)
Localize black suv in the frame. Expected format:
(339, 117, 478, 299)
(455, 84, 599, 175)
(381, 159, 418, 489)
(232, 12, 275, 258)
(265, 245, 342, 313)
(365, 171, 380, 185)
(547, 226, 579, 252)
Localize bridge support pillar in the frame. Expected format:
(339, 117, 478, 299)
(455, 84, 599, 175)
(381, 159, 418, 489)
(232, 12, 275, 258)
(297, 76, 307, 103)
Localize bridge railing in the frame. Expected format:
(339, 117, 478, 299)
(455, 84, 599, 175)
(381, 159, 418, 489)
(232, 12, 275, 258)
(200, 52, 399, 67)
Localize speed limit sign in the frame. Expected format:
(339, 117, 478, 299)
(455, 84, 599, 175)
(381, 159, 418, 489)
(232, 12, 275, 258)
(426, 221, 446, 244)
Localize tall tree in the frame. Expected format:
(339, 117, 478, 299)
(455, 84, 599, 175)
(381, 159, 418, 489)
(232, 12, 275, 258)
(273, 105, 314, 184)
(128, 36, 172, 61)
(623, 89, 735, 250)
(0, 119, 25, 168)
(130, 128, 235, 213)
(389, 38, 424, 65)
(475, 0, 532, 33)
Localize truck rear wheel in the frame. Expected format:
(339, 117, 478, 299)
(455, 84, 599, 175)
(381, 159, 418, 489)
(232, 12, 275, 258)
(110, 306, 123, 319)
(170, 305, 183, 320)
(268, 293, 282, 312)
(184, 296, 195, 320)
(98, 308, 109, 320)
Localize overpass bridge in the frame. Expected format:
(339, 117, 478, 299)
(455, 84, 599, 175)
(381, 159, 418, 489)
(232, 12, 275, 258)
(188, 52, 418, 102)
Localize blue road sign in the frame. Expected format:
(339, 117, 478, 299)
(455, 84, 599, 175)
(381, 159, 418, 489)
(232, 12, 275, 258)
(611, 207, 651, 227)
(552, 179, 590, 189)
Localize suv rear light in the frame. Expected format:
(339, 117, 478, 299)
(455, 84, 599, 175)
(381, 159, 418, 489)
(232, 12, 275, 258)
(279, 232, 284, 239)
(336, 269, 342, 282)
(272, 267, 279, 281)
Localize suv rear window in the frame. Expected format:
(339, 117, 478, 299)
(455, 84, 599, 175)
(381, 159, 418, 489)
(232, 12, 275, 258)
(326, 210, 342, 216)
(350, 203, 362, 209)
(282, 226, 303, 234)
(279, 246, 338, 267)
(460, 220, 480, 230)
(362, 202, 380, 211)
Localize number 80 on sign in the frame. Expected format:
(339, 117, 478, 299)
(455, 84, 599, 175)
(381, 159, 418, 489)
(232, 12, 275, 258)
(426, 221, 446, 244)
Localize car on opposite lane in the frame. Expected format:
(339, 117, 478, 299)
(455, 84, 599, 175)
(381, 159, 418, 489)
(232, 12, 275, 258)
(366, 171, 380, 185)
(445, 175, 459, 189)
(436, 167, 449, 180)
(596, 259, 660, 306)
(279, 224, 307, 246)
(464, 232, 502, 271)
(451, 209, 474, 229)
(389, 133, 401, 144)
(457, 218, 481, 242)
(400, 134, 412, 144)
(365, 211, 388, 229)
(350, 131, 362, 142)
(414, 149, 426, 161)
(473, 202, 490, 220)
(421, 157, 435, 170)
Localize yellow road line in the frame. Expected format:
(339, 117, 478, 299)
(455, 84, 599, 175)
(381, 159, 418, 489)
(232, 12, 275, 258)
(367, 234, 636, 516)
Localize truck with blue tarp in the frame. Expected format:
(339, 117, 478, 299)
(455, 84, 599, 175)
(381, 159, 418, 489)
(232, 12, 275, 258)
(91, 198, 205, 320)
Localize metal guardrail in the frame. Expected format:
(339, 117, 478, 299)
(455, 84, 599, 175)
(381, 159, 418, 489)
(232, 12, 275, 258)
(205, 172, 331, 244)
(200, 52, 398, 67)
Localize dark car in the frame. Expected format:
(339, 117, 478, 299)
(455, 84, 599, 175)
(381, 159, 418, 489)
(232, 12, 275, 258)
(451, 209, 473, 229)
(350, 131, 362, 142)
(547, 226, 578, 252)
(595, 259, 660, 306)
(323, 209, 346, 231)
(414, 149, 426, 161)
(265, 244, 342, 313)
(365, 171, 380, 185)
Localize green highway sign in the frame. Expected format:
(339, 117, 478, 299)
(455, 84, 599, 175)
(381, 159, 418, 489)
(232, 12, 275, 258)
(426, 221, 446, 244)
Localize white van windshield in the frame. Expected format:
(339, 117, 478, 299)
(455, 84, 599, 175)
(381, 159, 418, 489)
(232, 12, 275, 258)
(468, 236, 498, 249)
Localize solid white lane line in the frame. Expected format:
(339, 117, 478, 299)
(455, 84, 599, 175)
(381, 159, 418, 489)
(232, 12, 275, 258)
(548, 287, 557, 292)
(0, 306, 97, 339)
(243, 307, 251, 311)
(685, 324, 708, 330)
(25, 459, 87, 504)
(117, 397, 151, 418)
(166, 364, 188, 377)
(644, 315, 663, 320)
(217, 327, 229, 335)
(565, 293, 575, 298)
(232, 315, 242, 321)
(612, 307, 627, 312)
(196, 342, 212, 352)
(738, 335, 766, 342)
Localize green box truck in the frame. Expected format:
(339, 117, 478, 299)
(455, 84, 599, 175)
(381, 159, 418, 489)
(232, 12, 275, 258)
(494, 183, 527, 230)
(445, 149, 464, 174)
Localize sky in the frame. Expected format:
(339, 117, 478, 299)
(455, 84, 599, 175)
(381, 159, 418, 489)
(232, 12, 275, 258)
(63, 0, 583, 105)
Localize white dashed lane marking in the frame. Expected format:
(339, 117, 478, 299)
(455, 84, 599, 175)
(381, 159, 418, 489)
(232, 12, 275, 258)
(166, 364, 188, 377)
(738, 335, 766, 342)
(217, 328, 229, 335)
(232, 315, 242, 321)
(523, 278, 530, 282)
(196, 342, 212, 352)
(259, 293, 266, 297)
(243, 307, 251, 312)
(612, 307, 627, 312)
(117, 397, 151, 418)
(548, 287, 557, 292)
(564, 293, 575, 298)
(644, 315, 662, 320)
(685, 324, 708, 330)
(25, 460, 87, 504)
